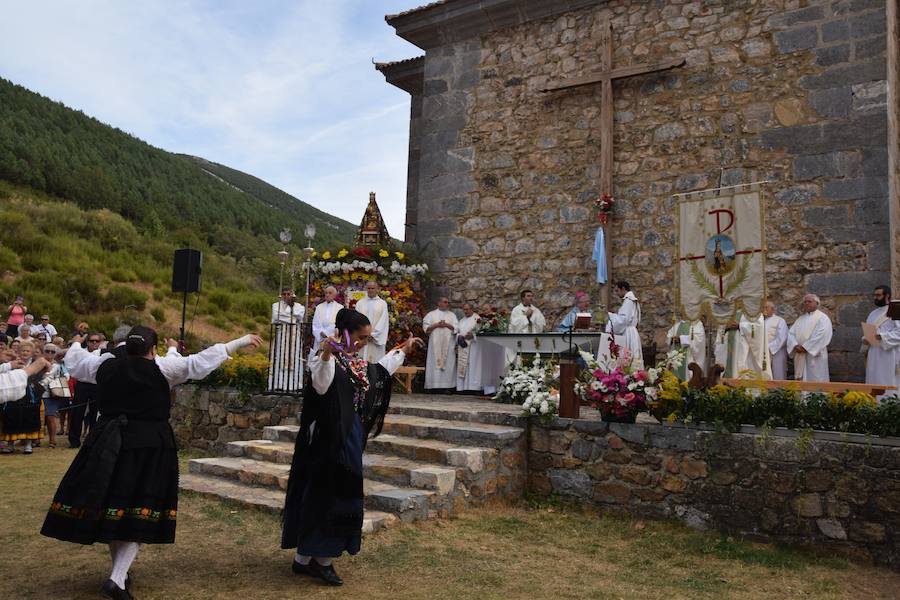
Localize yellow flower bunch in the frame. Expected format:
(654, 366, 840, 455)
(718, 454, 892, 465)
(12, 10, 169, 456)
(321, 251, 332, 260)
(379, 249, 389, 258)
(657, 371, 683, 403)
(337, 248, 349, 258)
(832, 391, 877, 409)
(395, 251, 405, 260)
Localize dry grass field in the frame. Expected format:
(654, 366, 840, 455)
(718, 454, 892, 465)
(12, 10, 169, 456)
(1, 446, 898, 599)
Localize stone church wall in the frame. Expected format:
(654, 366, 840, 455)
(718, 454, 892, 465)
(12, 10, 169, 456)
(528, 417, 900, 569)
(411, 0, 890, 381)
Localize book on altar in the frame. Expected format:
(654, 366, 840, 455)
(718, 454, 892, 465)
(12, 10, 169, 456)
(575, 313, 592, 330)
(862, 322, 880, 347)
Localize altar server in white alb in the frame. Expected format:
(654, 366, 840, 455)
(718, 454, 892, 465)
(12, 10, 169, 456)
(309, 286, 341, 362)
(607, 281, 643, 369)
(423, 297, 458, 390)
(788, 293, 833, 382)
(509, 290, 546, 334)
(456, 303, 483, 393)
(726, 312, 772, 379)
(355, 281, 390, 363)
(270, 288, 305, 391)
(862, 285, 900, 399)
(764, 300, 789, 380)
(666, 319, 705, 381)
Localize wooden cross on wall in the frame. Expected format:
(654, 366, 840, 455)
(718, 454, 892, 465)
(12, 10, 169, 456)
(541, 19, 685, 308)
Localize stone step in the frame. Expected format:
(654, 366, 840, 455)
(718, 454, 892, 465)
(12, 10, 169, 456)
(366, 434, 496, 474)
(362, 453, 457, 494)
(179, 474, 398, 534)
(263, 425, 299, 444)
(188, 457, 291, 490)
(186, 457, 437, 523)
(389, 396, 527, 427)
(226, 439, 295, 464)
(379, 414, 524, 448)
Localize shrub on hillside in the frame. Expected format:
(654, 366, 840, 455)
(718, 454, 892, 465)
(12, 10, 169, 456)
(103, 285, 148, 312)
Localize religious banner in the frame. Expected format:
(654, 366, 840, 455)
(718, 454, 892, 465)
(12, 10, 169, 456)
(676, 183, 766, 326)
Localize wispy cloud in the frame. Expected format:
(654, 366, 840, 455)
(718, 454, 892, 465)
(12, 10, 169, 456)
(0, 0, 420, 237)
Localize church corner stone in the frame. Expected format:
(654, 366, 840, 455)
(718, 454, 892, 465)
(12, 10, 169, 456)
(382, 0, 893, 381)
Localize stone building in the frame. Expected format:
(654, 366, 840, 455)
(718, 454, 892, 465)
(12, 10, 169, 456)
(377, 0, 900, 381)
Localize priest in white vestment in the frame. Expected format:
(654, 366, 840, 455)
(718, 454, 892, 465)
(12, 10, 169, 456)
(862, 285, 900, 399)
(509, 290, 546, 333)
(269, 288, 305, 391)
(309, 286, 341, 362)
(606, 281, 643, 369)
(787, 294, 833, 382)
(666, 319, 705, 381)
(355, 280, 390, 363)
(423, 297, 458, 390)
(764, 301, 789, 380)
(456, 303, 483, 393)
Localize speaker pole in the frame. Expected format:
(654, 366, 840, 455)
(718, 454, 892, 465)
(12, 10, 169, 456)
(179, 289, 188, 353)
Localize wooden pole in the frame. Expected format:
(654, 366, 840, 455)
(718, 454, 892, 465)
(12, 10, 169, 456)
(599, 19, 613, 309)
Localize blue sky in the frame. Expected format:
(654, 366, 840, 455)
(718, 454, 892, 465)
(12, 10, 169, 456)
(0, 0, 422, 237)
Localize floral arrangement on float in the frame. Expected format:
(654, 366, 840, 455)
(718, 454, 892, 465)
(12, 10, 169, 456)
(308, 246, 429, 358)
(575, 340, 685, 423)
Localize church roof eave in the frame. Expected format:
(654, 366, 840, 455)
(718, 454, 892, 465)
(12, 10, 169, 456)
(374, 55, 425, 95)
(384, 0, 605, 50)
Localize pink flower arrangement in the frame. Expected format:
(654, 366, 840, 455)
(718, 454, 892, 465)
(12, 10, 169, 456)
(577, 338, 660, 421)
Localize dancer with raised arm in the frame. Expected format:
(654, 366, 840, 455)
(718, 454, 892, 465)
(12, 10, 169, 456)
(40, 326, 261, 600)
(281, 308, 422, 586)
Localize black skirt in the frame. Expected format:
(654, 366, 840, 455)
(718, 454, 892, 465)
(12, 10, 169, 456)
(40, 416, 179, 545)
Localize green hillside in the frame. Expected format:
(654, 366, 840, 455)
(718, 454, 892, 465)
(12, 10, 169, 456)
(0, 77, 357, 345)
(0, 77, 355, 256)
(183, 155, 356, 243)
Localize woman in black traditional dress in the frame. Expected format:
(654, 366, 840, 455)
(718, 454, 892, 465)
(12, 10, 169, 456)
(281, 308, 421, 586)
(40, 325, 261, 600)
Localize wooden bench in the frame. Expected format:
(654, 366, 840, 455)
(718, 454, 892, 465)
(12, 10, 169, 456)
(394, 366, 425, 394)
(723, 378, 898, 397)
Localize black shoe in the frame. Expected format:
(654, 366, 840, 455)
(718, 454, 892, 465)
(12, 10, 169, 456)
(101, 579, 134, 600)
(307, 559, 343, 586)
(291, 560, 312, 576)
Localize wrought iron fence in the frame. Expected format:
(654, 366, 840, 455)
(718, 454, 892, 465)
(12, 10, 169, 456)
(267, 322, 305, 394)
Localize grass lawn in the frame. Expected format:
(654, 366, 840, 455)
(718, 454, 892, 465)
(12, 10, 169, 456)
(1, 446, 898, 599)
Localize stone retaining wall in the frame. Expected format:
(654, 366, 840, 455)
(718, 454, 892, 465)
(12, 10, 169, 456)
(170, 385, 301, 453)
(528, 418, 900, 568)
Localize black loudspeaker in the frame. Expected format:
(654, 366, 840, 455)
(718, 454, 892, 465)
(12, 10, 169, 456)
(172, 249, 202, 293)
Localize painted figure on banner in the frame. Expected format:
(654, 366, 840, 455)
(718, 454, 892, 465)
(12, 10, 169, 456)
(354, 281, 389, 363)
(456, 303, 482, 393)
(764, 301, 789, 380)
(862, 285, 900, 400)
(509, 290, 546, 334)
(423, 297, 458, 390)
(667, 319, 705, 381)
(787, 294, 833, 382)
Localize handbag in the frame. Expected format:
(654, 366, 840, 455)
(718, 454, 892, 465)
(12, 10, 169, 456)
(49, 375, 71, 398)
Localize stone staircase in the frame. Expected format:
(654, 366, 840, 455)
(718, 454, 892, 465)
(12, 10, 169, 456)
(180, 395, 527, 534)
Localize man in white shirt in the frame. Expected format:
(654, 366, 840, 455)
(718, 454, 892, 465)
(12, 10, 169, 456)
(787, 293, 833, 382)
(764, 301, 789, 380)
(862, 285, 900, 400)
(423, 297, 458, 391)
(309, 286, 340, 362)
(355, 281, 390, 363)
(271, 288, 305, 392)
(509, 290, 546, 334)
(32, 315, 58, 339)
(607, 281, 642, 369)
